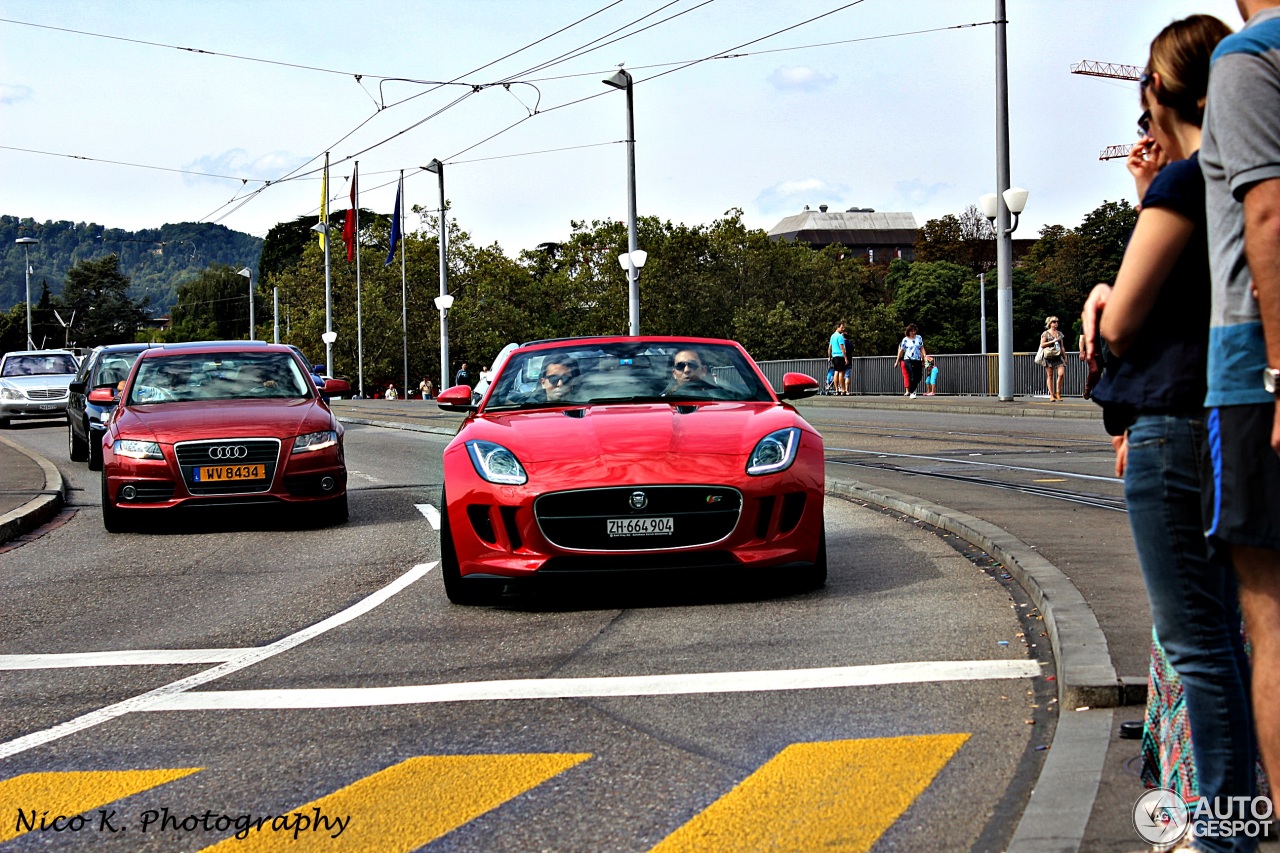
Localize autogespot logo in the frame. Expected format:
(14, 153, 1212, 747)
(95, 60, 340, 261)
(1133, 787, 1190, 846)
(208, 445, 249, 460)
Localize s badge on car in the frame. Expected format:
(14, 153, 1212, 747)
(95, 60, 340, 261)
(629, 491, 648, 510)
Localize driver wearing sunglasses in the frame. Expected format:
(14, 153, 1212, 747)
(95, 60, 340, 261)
(665, 348, 722, 398)
(538, 355, 578, 402)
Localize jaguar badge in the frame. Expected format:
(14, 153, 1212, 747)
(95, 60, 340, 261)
(629, 491, 648, 510)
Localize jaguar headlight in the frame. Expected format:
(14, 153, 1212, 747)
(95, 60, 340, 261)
(293, 430, 338, 453)
(466, 440, 528, 485)
(747, 427, 801, 475)
(113, 439, 164, 460)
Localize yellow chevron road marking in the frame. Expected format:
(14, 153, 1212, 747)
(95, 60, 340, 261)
(1, 768, 200, 843)
(650, 734, 970, 853)
(198, 752, 591, 852)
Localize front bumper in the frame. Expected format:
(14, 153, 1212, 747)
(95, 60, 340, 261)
(103, 441, 347, 510)
(0, 399, 68, 419)
(444, 451, 825, 580)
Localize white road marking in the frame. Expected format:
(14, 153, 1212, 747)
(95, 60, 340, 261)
(415, 503, 441, 529)
(143, 659, 1042, 711)
(0, 562, 437, 760)
(0, 650, 243, 670)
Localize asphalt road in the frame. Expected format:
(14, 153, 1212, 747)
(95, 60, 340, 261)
(2, 417, 1051, 852)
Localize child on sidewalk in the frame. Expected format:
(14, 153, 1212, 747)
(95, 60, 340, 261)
(924, 357, 939, 396)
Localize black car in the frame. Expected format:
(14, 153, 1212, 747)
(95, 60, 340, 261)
(67, 343, 157, 470)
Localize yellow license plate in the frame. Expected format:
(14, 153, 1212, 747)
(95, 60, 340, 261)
(195, 464, 265, 482)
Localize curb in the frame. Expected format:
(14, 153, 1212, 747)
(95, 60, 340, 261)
(0, 434, 65, 546)
(336, 416, 457, 438)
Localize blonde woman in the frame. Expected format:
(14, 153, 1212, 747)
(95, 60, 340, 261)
(1039, 316, 1066, 401)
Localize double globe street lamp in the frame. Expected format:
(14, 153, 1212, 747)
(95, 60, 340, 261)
(978, 186, 1029, 401)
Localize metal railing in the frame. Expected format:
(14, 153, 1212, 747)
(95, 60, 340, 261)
(757, 353, 1089, 397)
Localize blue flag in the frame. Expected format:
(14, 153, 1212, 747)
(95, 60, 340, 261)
(384, 178, 402, 267)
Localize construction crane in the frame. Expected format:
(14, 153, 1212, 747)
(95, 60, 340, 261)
(1070, 60, 1142, 160)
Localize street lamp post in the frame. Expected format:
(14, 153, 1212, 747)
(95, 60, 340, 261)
(237, 267, 253, 340)
(979, 186, 1029, 399)
(15, 237, 38, 349)
(424, 159, 450, 391)
(434, 294, 454, 393)
(603, 69, 640, 336)
(310, 222, 334, 373)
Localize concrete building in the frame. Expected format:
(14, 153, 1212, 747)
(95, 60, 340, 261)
(767, 206, 918, 263)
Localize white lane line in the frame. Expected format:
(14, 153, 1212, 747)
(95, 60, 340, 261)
(415, 503, 441, 530)
(143, 659, 1042, 711)
(0, 650, 244, 670)
(829, 445, 1122, 484)
(0, 562, 437, 760)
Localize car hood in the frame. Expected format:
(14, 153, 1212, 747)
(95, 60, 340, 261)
(116, 398, 337, 441)
(459, 401, 811, 470)
(1, 374, 74, 390)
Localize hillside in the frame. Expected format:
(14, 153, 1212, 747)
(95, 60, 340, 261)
(1, 215, 263, 317)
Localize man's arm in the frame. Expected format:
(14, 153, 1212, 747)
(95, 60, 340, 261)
(1244, 177, 1280, 454)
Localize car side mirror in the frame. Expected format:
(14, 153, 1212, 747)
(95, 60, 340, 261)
(322, 378, 351, 396)
(780, 372, 820, 400)
(87, 387, 117, 404)
(436, 384, 476, 412)
(69, 381, 86, 394)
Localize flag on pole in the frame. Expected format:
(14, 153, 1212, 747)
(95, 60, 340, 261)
(318, 156, 328, 250)
(385, 175, 403, 267)
(342, 164, 358, 262)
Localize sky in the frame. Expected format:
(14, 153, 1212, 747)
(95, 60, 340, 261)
(0, 0, 1249, 258)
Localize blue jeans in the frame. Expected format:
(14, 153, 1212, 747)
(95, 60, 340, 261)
(1126, 415, 1256, 852)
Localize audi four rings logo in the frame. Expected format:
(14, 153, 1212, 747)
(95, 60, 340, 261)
(207, 445, 249, 460)
(629, 491, 648, 509)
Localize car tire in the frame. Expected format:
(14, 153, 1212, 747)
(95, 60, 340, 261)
(320, 491, 348, 526)
(100, 471, 131, 534)
(439, 490, 501, 606)
(796, 526, 827, 590)
(87, 435, 103, 472)
(68, 420, 88, 462)
(0, 417, 8, 429)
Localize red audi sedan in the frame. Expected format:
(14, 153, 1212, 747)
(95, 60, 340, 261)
(97, 342, 351, 532)
(436, 336, 824, 604)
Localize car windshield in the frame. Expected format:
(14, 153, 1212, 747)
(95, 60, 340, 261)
(95, 353, 141, 387)
(2, 354, 77, 376)
(128, 352, 312, 405)
(483, 341, 773, 410)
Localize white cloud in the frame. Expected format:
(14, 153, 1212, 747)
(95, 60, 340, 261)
(893, 179, 951, 207)
(0, 84, 33, 105)
(181, 149, 310, 185)
(754, 177, 853, 215)
(767, 66, 837, 93)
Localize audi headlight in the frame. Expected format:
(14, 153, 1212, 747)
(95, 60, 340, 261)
(293, 430, 338, 453)
(113, 439, 164, 460)
(466, 440, 527, 485)
(747, 427, 801, 475)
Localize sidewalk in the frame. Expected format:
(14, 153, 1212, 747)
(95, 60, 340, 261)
(0, 395, 1145, 851)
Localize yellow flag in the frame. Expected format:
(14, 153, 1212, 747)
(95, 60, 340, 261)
(318, 154, 328, 249)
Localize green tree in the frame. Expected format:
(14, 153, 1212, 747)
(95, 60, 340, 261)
(58, 255, 150, 346)
(167, 263, 264, 341)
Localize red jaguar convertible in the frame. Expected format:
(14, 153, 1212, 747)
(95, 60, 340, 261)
(98, 342, 350, 532)
(436, 336, 824, 603)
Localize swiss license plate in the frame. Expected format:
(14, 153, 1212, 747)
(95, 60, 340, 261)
(607, 517, 674, 537)
(38, 404, 57, 410)
(195, 464, 265, 482)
